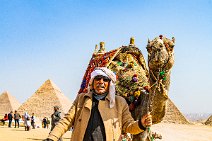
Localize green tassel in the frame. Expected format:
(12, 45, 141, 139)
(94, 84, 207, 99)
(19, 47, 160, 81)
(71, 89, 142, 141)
(147, 127, 150, 132)
(117, 61, 122, 66)
(159, 71, 165, 76)
(129, 96, 135, 102)
(147, 127, 154, 141)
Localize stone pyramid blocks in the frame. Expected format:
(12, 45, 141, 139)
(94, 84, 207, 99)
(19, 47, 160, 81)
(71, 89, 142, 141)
(0, 91, 21, 115)
(17, 79, 72, 118)
(162, 98, 189, 124)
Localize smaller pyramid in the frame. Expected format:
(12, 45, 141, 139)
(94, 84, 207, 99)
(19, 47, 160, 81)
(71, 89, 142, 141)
(205, 115, 212, 126)
(0, 91, 21, 115)
(162, 98, 189, 124)
(18, 79, 72, 118)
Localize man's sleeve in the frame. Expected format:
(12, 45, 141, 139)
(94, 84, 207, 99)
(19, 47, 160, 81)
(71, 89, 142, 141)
(121, 98, 145, 134)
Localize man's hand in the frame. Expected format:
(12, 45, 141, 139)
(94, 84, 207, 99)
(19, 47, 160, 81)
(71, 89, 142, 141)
(141, 113, 152, 128)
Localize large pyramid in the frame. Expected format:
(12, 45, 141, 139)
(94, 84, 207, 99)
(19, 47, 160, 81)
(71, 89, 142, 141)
(0, 91, 21, 115)
(18, 79, 72, 118)
(205, 115, 212, 126)
(162, 98, 189, 124)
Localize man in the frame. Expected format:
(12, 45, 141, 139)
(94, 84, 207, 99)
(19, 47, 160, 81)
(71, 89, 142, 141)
(8, 111, 13, 128)
(31, 113, 36, 129)
(44, 67, 152, 141)
(51, 106, 62, 141)
(51, 106, 61, 130)
(14, 110, 21, 128)
(43, 117, 47, 128)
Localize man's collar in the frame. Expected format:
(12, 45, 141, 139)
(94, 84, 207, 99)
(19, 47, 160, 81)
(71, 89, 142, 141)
(84, 91, 111, 101)
(84, 92, 92, 98)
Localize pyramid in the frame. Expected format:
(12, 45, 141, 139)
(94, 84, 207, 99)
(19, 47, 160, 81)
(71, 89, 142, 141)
(18, 79, 72, 118)
(205, 115, 212, 126)
(0, 91, 21, 115)
(162, 98, 189, 124)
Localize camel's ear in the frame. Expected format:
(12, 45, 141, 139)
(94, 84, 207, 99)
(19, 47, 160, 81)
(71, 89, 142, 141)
(148, 38, 150, 43)
(172, 37, 175, 43)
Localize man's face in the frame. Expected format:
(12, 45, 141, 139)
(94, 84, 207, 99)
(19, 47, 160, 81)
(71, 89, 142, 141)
(93, 75, 110, 95)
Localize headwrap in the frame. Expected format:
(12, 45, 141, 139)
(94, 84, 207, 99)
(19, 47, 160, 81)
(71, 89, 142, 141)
(24, 112, 29, 118)
(88, 67, 116, 108)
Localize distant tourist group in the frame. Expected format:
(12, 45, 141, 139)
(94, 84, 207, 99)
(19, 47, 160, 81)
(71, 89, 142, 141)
(0, 106, 61, 133)
(0, 110, 22, 128)
(0, 110, 36, 131)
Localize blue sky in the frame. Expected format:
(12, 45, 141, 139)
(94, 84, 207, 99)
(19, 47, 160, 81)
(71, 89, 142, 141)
(0, 0, 212, 114)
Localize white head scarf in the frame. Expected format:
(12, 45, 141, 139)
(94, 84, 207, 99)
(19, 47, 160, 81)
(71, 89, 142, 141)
(24, 112, 29, 118)
(88, 67, 116, 108)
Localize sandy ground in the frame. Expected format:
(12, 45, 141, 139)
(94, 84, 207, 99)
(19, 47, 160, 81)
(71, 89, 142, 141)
(151, 123, 212, 141)
(0, 126, 71, 141)
(0, 123, 211, 141)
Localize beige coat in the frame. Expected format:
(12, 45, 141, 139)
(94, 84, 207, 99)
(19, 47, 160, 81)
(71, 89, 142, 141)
(48, 92, 144, 141)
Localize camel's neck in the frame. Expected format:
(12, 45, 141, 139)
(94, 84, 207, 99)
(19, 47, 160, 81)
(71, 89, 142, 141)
(149, 51, 174, 86)
(148, 52, 174, 123)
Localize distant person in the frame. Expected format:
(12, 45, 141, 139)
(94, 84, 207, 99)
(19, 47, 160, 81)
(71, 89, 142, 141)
(43, 117, 47, 128)
(50, 106, 62, 141)
(51, 106, 61, 131)
(24, 112, 31, 131)
(8, 111, 13, 128)
(14, 110, 21, 128)
(46, 118, 50, 129)
(0, 114, 8, 126)
(31, 113, 36, 129)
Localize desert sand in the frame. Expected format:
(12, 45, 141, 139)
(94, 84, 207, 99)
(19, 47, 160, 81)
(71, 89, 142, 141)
(151, 123, 212, 141)
(0, 123, 212, 141)
(0, 126, 71, 141)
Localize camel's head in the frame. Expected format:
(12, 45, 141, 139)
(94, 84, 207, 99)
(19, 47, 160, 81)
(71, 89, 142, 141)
(147, 35, 175, 70)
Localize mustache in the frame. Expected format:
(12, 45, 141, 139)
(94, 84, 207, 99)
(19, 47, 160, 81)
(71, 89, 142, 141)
(96, 84, 105, 88)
